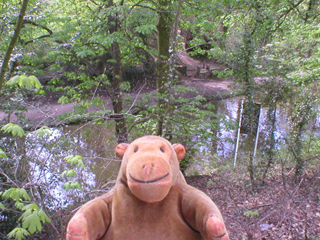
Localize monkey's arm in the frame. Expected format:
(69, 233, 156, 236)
(181, 186, 229, 240)
(66, 192, 113, 240)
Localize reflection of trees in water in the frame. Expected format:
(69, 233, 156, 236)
(63, 123, 120, 188)
(261, 105, 277, 181)
(240, 100, 260, 135)
(234, 98, 261, 167)
(24, 123, 119, 210)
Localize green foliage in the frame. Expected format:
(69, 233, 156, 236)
(57, 96, 71, 104)
(61, 169, 77, 178)
(7, 228, 30, 240)
(6, 75, 42, 89)
(19, 204, 51, 234)
(120, 81, 131, 91)
(0, 148, 8, 159)
(244, 210, 260, 217)
(303, 135, 320, 162)
(34, 126, 51, 137)
(61, 155, 85, 190)
(207, 180, 216, 185)
(63, 181, 82, 190)
(64, 155, 85, 169)
(1, 188, 51, 239)
(1, 123, 25, 137)
(1, 188, 30, 202)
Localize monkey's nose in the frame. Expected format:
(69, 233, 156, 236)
(142, 163, 155, 178)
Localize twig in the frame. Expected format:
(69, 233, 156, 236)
(91, 68, 106, 102)
(126, 82, 146, 114)
(277, 178, 304, 226)
(0, 169, 19, 187)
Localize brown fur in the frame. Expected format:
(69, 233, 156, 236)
(66, 136, 229, 240)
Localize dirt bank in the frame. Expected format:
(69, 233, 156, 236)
(187, 170, 320, 240)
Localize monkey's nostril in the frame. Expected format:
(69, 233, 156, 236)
(142, 164, 145, 169)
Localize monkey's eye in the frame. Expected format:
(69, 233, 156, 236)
(160, 147, 165, 153)
(134, 147, 139, 152)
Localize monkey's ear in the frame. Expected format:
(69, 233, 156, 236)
(115, 143, 129, 159)
(173, 144, 186, 161)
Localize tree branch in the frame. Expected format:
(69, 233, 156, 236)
(0, 0, 29, 93)
(22, 19, 53, 45)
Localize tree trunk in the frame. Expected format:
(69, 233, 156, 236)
(294, 124, 304, 181)
(263, 104, 277, 182)
(0, 0, 29, 93)
(156, 0, 172, 136)
(111, 41, 127, 143)
(107, 0, 127, 143)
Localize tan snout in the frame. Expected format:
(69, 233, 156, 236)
(126, 154, 173, 203)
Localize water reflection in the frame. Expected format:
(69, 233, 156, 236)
(187, 96, 320, 174)
(26, 123, 119, 208)
(215, 97, 241, 158)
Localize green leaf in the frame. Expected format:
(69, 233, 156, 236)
(34, 126, 51, 137)
(63, 181, 72, 190)
(244, 210, 260, 217)
(38, 209, 52, 223)
(19, 189, 31, 201)
(1, 188, 30, 201)
(28, 75, 42, 89)
(21, 75, 32, 88)
(63, 181, 82, 190)
(0, 202, 5, 210)
(22, 212, 42, 234)
(58, 96, 71, 104)
(91, 97, 104, 106)
(0, 148, 8, 159)
(6, 75, 43, 89)
(15, 203, 52, 236)
(1, 123, 25, 137)
(61, 169, 76, 177)
(6, 75, 21, 86)
(7, 228, 30, 240)
(22, 203, 39, 211)
(120, 81, 131, 91)
(15, 201, 25, 210)
(64, 155, 85, 169)
(1, 188, 16, 199)
(19, 209, 32, 222)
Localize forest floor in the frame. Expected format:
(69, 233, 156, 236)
(186, 168, 320, 240)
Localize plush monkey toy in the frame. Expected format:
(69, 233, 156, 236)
(66, 136, 229, 240)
